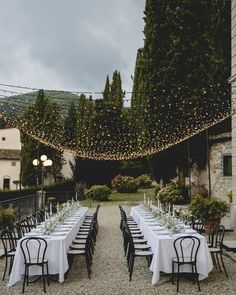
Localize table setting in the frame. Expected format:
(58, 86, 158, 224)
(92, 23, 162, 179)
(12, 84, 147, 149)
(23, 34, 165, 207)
(8, 201, 88, 287)
(130, 201, 213, 285)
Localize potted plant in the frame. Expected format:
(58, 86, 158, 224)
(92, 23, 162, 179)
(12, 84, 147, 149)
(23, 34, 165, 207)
(189, 195, 228, 232)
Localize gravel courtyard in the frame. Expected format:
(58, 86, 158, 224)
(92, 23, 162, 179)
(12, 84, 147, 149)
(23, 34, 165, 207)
(1, 205, 236, 295)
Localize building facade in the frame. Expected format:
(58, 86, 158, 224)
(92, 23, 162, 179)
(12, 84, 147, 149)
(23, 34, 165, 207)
(0, 128, 21, 190)
(0, 127, 73, 190)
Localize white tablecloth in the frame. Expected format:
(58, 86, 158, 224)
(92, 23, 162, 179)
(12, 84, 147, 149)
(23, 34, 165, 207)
(130, 206, 213, 285)
(8, 207, 88, 286)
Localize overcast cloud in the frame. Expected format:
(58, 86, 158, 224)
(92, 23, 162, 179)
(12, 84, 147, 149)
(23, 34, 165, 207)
(0, 0, 145, 96)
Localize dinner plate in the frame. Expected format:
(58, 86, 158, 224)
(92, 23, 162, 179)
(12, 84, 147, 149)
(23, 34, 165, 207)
(154, 230, 170, 235)
(151, 226, 164, 231)
(51, 232, 68, 236)
(184, 229, 197, 234)
(54, 229, 70, 232)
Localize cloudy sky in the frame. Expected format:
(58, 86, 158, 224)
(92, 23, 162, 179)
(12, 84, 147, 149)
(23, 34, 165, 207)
(0, 0, 145, 98)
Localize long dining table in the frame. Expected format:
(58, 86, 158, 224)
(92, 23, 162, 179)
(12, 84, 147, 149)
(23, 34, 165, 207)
(130, 205, 213, 285)
(8, 206, 88, 287)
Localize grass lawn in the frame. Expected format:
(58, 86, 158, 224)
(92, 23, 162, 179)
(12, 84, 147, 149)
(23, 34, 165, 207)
(80, 187, 156, 208)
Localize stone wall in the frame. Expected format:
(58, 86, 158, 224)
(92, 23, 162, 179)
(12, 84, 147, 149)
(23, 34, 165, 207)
(190, 140, 231, 202)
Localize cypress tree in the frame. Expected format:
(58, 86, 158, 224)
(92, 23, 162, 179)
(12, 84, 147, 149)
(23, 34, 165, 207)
(21, 90, 63, 186)
(64, 102, 77, 147)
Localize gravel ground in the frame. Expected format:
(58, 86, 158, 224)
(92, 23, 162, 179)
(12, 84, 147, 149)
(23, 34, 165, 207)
(1, 205, 236, 295)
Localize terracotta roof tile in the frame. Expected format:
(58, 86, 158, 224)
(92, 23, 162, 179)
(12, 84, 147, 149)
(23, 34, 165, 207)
(0, 149, 21, 160)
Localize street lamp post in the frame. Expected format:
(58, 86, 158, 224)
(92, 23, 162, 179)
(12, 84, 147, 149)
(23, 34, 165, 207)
(33, 155, 53, 210)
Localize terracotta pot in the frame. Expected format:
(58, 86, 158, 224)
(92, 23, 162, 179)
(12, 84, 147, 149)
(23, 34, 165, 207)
(203, 220, 220, 234)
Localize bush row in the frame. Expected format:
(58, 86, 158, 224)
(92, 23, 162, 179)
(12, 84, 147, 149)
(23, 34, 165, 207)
(112, 174, 152, 193)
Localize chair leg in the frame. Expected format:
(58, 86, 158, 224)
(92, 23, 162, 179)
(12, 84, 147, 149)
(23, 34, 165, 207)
(194, 264, 201, 292)
(85, 256, 91, 279)
(3, 256, 8, 280)
(26, 267, 29, 286)
(211, 253, 218, 269)
(46, 262, 50, 286)
(216, 253, 222, 272)
(9, 257, 14, 275)
(177, 265, 180, 292)
(191, 264, 195, 284)
(129, 255, 135, 281)
(22, 267, 27, 293)
(171, 262, 175, 284)
(220, 253, 228, 277)
(42, 265, 46, 293)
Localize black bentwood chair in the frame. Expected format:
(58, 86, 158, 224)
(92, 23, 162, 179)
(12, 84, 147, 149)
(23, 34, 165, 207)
(172, 236, 201, 292)
(0, 228, 16, 280)
(209, 224, 228, 277)
(20, 237, 49, 293)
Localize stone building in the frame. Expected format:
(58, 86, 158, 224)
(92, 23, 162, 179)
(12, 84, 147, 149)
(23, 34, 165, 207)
(154, 119, 232, 204)
(190, 131, 231, 202)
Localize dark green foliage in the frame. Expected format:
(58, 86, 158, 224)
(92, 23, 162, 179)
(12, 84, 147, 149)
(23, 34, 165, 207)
(136, 174, 153, 189)
(157, 181, 184, 205)
(0, 118, 6, 128)
(189, 194, 228, 221)
(64, 102, 77, 147)
(112, 175, 138, 193)
(118, 157, 150, 178)
(85, 185, 111, 201)
(74, 158, 119, 186)
(131, 0, 230, 165)
(0, 204, 15, 229)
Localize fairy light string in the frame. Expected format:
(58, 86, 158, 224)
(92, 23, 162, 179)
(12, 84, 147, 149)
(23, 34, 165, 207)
(0, 83, 234, 160)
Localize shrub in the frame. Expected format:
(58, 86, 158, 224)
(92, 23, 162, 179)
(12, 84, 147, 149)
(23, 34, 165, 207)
(0, 204, 15, 229)
(112, 175, 138, 193)
(189, 195, 228, 222)
(136, 174, 153, 189)
(85, 185, 111, 201)
(156, 181, 183, 205)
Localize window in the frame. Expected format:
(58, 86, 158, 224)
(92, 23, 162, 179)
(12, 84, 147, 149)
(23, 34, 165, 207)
(3, 178, 10, 190)
(2, 137, 6, 141)
(223, 155, 232, 177)
(11, 161, 16, 166)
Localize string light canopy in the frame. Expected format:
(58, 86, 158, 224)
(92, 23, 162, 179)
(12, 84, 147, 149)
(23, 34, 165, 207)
(0, 83, 234, 160)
